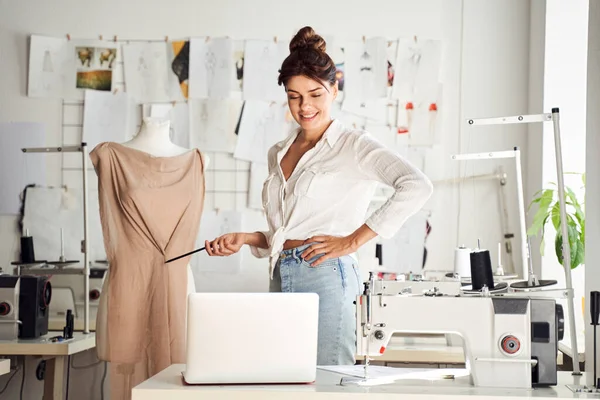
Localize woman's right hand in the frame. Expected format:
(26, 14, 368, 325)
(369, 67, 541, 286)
(205, 233, 246, 257)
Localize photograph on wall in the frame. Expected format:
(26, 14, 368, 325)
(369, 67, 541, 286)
(171, 40, 190, 99)
(75, 45, 116, 92)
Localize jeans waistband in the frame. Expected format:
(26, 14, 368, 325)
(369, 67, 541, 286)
(279, 243, 314, 260)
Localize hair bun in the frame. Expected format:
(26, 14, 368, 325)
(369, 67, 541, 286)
(289, 26, 326, 53)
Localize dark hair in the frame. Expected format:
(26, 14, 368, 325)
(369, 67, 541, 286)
(277, 26, 337, 89)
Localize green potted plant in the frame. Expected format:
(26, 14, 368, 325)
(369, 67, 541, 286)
(527, 173, 585, 269)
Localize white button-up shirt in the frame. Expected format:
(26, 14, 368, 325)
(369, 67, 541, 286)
(250, 119, 434, 278)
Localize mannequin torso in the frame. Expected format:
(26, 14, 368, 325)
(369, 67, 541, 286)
(122, 117, 210, 166)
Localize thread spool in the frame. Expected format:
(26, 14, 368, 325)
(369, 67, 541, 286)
(470, 249, 495, 290)
(454, 246, 471, 278)
(20, 230, 35, 263)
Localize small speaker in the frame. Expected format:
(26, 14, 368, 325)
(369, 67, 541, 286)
(18, 276, 51, 339)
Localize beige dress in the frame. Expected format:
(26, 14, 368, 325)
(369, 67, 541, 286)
(90, 142, 205, 400)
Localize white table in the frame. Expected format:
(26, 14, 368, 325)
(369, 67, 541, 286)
(132, 364, 594, 400)
(0, 331, 96, 400)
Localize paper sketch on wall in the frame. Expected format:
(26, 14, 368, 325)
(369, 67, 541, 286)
(380, 210, 430, 274)
(190, 210, 243, 274)
(123, 42, 178, 103)
(189, 99, 243, 152)
(392, 38, 442, 101)
(248, 163, 269, 210)
(243, 40, 289, 102)
(234, 101, 288, 164)
(189, 37, 234, 99)
(74, 44, 117, 93)
(396, 84, 442, 147)
(324, 35, 346, 102)
(28, 35, 70, 98)
(0, 122, 47, 215)
(343, 37, 388, 104)
(230, 40, 245, 98)
(170, 40, 190, 99)
(142, 102, 191, 148)
(21, 186, 105, 263)
(82, 90, 131, 150)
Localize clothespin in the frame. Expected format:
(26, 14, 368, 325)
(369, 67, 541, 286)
(387, 40, 393, 47)
(113, 35, 118, 42)
(165, 36, 169, 42)
(113, 88, 118, 94)
(413, 35, 417, 43)
(215, 207, 220, 215)
(274, 36, 278, 43)
(99, 34, 103, 40)
(66, 34, 71, 41)
(171, 101, 176, 107)
(352, 123, 357, 129)
(205, 36, 210, 43)
(362, 35, 366, 44)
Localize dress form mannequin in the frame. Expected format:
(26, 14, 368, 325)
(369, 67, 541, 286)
(94, 116, 207, 400)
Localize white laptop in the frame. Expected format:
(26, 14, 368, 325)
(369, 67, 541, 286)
(183, 292, 319, 385)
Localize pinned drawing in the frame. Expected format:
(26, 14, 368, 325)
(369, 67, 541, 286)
(248, 163, 269, 210)
(75, 44, 117, 92)
(392, 38, 442, 101)
(396, 84, 442, 147)
(82, 90, 131, 150)
(171, 40, 190, 99)
(189, 37, 234, 99)
(343, 37, 387, 103)
(242, 40, 288, 102)
(28, 35, 69, 98)
(123, 42, 174, 103)
(380, 210, 430, 273)
(189, 99, 242, 152)
(234, 100, 288, 164)
(231, 40, 245, 96)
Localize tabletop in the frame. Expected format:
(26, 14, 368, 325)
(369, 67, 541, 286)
(0, 332, 96, 356)
(132, 364, 596, 400)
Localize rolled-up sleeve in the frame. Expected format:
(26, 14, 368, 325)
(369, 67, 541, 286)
(249, 230, 272, 258)
(354, 132, 433, 239)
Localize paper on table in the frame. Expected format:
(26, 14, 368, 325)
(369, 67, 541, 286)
(123, 42, 175, 103)
(0, 122, 47, 215)
(21, 186, 105, 263)
(343, 37, 388, 102)
(242, 40, 288, 102)
(234, 101, 289, 164)
(83, 90, 131, 151)
(27, 35, 70, 98)
(248, 163, 269, 210)
(189, 99, 242, 152)
(190, 210, 243, 273)
(189, 37, 234, 99)
(392, 38, 442, 101)
(319, 365, 469, 382)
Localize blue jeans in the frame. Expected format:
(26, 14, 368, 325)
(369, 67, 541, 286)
(270, 243, 361, 365)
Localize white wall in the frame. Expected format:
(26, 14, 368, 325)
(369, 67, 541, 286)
(541, 0, 589, 362)
(585, 0, 600, 386)
(0, 0, 539, 398)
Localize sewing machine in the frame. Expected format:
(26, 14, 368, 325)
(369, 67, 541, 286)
(356, 275, 564, 389)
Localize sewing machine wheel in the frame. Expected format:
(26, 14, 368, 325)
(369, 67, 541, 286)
(509, 279, 557, 289)
(460, 281, 508, 294)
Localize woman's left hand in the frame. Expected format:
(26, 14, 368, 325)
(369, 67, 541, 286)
(300, 235, 357, 267)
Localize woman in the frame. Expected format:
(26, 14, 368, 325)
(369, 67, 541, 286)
(205, 26, 433, 365)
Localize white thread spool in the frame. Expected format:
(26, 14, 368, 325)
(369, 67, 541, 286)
(454, 246, 472, 278)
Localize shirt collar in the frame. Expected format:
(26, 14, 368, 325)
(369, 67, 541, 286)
(276, 119, 343, 150)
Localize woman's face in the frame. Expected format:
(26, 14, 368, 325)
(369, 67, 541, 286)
(285, 75, 337, 132)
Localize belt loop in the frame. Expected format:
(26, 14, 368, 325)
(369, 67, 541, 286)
(292, 248, 299, 261)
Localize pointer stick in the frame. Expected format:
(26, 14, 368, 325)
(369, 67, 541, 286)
(165, 247, 206, 263)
